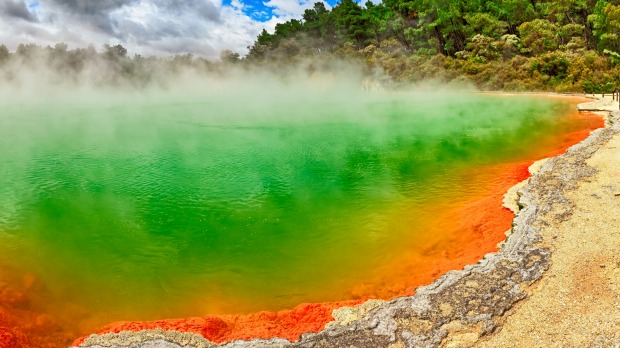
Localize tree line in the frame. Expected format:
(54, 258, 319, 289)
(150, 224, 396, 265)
(0, 42, 243, 88)
(245, 0, 620, 92)
(0, 40, 349, 88)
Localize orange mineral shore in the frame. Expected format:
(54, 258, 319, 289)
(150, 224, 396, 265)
(71, 108, 604, 346)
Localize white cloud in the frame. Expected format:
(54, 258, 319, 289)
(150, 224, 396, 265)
(0, 0, 287, 59)
(262, 0, 314, 18)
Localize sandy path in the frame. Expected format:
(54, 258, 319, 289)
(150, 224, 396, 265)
(475, 98, 620, 348)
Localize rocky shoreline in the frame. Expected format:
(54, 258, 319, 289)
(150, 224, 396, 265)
(75, 97, 618, 348)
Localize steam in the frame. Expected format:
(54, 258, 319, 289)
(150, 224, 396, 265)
(0, 42, 483, 105)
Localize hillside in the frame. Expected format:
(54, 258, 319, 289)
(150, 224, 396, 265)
(245, 0, 620, 92)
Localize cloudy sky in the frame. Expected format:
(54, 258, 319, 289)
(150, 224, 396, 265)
(0, 0, 358, 58)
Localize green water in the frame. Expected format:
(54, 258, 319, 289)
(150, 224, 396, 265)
(0, 91, 586, 322)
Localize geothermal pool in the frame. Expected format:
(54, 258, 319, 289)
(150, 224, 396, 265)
(0, 91, 602, 346)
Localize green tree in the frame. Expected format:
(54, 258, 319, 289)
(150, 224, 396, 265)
(0, 44, 9, 64)
(247, 29, 274, 60)
(104, 44, 128, 59)
(547, 0, 596, 49)
(332, 0, 370, 49)
(256, 29, 274, 46)
(464, 13, 508, 39)
(274, 19, 304, 43)
(303, 5, 322, 39)
(486, 0, 538, 34)
(589, 1, 620, 52)
(220, 50, 240, 63)
(518, 19, 560, 54)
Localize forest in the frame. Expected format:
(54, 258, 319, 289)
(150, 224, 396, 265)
(3, 0, 620, 92)
(246, 0, 620, 92)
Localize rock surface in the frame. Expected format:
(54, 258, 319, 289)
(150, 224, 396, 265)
(75, 98, 617, 348)
(474, 98, 620, 347)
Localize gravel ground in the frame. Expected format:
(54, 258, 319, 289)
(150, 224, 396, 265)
(475, 99, 620, 348)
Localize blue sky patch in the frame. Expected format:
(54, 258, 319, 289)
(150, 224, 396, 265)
(224, 0, 341, 22)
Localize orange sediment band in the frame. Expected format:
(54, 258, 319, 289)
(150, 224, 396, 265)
(72, 298, 366, 345)
(0, 309, 30, 348)
(350, 161, 532, 299)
